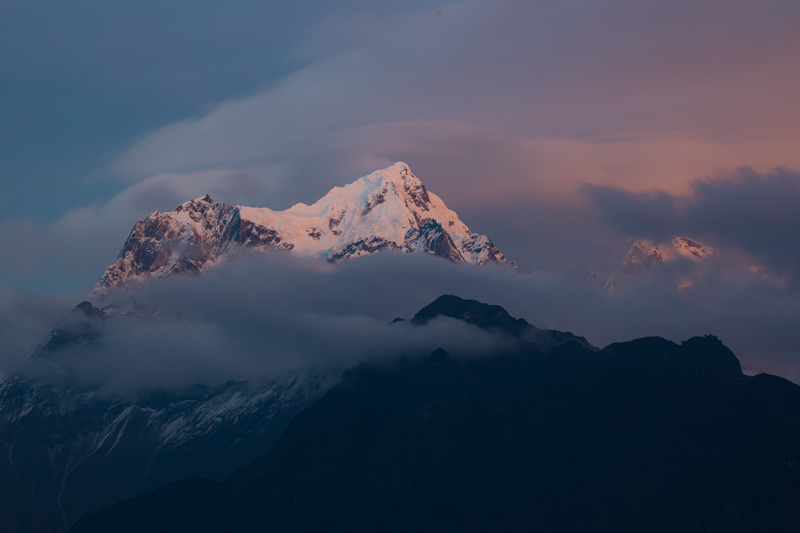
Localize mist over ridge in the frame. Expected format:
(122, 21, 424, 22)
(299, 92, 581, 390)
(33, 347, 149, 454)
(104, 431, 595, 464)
(2, 249, 798, 393)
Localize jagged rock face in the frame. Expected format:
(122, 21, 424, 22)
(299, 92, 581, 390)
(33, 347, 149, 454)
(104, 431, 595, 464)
(621, 236, 716, 272)
(96, 195, 296, 291)
(96, 163, 508, 292)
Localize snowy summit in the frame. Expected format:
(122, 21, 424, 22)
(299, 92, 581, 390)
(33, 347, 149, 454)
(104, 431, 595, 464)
(96, 163, 510, 291)
(621, 237, 717, 272)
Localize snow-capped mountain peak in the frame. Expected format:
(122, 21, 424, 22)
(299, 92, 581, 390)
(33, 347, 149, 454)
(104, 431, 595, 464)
(95, 163, 508, 292)
(621, 237, 716, 271)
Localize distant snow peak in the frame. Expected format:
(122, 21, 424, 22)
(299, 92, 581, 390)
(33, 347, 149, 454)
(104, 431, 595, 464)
(620, 239, 664, 271)
(601, 236, 717, 292)
(95, 162, 509, 293)
(621, 237, 716, 272)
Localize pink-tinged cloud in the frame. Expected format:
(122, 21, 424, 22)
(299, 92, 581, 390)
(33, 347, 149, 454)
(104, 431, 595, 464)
(109, 1, 800, 196)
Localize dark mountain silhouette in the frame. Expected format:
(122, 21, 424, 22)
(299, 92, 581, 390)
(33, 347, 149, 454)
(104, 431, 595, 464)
(410, 294, 530, 332)
(3, 294, 595, 533)
(398, 294, 595, 352)
(2, 293, 591, 533)
(70, 310, 800, 532)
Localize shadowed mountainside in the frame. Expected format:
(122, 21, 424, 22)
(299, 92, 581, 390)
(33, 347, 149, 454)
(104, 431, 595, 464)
(2, 294, 590, 533)
(70, 327, 800, 532)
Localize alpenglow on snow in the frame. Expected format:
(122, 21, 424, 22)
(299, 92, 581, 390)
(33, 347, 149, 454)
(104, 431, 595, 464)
(96, 163, 510, 291)
(620, 237, 717, 272)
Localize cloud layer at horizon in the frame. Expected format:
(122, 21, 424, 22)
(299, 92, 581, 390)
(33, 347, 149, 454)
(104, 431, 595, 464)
(2, 253, 799, 393)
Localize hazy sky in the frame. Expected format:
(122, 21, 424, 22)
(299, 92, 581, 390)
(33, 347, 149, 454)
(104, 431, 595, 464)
(1, 1, 800, 378)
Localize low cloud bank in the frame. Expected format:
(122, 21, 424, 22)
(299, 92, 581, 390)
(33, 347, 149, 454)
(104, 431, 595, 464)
(48, 311, 514, 396)
(2, 251, 799, 393)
